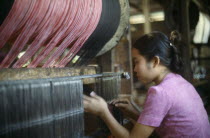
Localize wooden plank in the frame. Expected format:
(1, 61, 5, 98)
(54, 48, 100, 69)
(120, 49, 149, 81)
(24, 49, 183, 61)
(0, 67, 97, 84)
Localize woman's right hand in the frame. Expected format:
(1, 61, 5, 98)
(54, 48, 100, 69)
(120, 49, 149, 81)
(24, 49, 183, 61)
(83, 92, 109, 117)
(111, 98, 140, 121)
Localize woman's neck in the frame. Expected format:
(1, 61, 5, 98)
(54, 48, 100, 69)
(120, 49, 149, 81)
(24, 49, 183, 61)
(154, 69, 171, 85)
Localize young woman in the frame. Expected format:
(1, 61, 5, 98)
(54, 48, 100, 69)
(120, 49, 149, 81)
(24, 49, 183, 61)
(83, 31, 210, 138)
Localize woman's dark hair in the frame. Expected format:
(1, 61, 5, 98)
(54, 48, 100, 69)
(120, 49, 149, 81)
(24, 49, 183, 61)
(133, 31, 183, 73)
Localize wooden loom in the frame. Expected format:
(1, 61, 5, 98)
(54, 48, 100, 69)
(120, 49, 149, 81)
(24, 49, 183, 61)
(0, 0, 130, 137)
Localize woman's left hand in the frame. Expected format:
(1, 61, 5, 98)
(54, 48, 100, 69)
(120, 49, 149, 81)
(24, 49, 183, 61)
(111, 98, 140, 121)
(83, 92, 108, 117)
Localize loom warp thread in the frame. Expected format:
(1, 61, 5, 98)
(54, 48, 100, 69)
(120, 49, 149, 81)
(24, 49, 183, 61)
(0, 79, 84, 137)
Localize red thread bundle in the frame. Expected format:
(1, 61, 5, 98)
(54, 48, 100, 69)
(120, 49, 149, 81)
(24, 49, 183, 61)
(0, 0, 102, 68)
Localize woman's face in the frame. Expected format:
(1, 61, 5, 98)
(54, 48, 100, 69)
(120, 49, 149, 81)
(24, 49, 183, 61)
(132, 48, 155, 84)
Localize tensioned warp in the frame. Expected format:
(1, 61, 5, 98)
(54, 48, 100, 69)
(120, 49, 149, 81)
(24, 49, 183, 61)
(0, 0, 121, 68)
(0, 73, 122, 138)
(0, 78, 84, 137)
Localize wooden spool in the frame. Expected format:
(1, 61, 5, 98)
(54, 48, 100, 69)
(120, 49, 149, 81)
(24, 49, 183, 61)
(97, 0, 129, 56)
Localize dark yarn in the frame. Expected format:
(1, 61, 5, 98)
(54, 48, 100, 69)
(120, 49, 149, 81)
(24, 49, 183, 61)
(0, 0, 14, 25)
(71, 0, 121, 67)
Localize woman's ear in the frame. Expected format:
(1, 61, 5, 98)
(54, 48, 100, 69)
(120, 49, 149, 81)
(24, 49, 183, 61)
(152, 56, 160, 68)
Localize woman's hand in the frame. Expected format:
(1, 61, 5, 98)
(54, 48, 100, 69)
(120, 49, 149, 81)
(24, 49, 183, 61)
(111, 98, 140, 121)
(83, 92, 108, 117)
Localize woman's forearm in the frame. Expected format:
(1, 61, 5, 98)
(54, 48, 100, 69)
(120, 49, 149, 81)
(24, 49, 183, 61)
(100, 108, 130, 138)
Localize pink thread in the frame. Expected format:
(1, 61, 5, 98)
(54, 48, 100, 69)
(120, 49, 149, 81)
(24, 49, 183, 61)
(0, 0, 102, 68)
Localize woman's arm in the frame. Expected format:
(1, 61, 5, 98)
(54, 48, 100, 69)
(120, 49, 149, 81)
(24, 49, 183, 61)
(101, 105, 155, 138)
(83, 92, 155, 138)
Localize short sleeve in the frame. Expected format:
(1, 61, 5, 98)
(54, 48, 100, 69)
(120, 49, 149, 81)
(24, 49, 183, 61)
(137, 86, 171, 127)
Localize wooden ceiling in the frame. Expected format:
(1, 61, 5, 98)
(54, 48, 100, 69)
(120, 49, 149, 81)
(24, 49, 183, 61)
(129, 0, 210, 16)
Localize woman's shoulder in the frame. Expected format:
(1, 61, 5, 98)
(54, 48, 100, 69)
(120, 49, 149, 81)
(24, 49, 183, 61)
(147, 85, 164, 96)
(160, 72, 188, 87)
(148, 73, 184, 95)
(155, 72, 196, 98)
(163, 72, 182, 81)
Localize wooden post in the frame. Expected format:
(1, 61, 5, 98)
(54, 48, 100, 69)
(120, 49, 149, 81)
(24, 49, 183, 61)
(180, 0, 193, 82)
(142, 0, 151, 33)
(97, 29, 133, 95)
(97, 50, 114, 72)
(114, 28, 133, 95)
